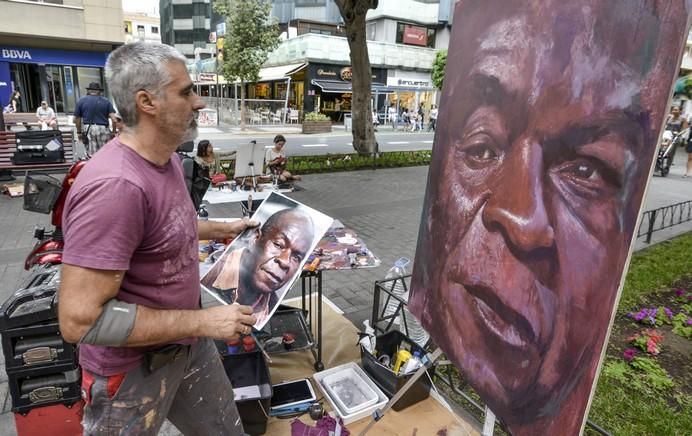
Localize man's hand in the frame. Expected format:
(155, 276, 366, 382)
(198, 217, 258, 241)
(198, 304, 256, 340)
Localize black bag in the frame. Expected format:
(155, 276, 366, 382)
(179, 154, 210, 211)
(12, 130, 65, 165)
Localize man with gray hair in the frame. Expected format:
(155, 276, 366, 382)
(59, 42, 257, 434)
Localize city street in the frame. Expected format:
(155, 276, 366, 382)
(198, 127, 435, 156)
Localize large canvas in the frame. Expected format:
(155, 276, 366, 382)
(408, 1, 692, 434)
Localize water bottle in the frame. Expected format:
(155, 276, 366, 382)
(381, 257, 411, 326)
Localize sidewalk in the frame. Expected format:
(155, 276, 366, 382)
(0, 160, 690, 434)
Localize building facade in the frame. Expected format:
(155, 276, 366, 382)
(124, 13, 162, 45)
(160, 0, 218, 59)
(0, 0, 123, 114)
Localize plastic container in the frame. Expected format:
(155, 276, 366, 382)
(313, 362, 387, 425)
(360, 330, 431, 411)
(321, 366, 379, 415)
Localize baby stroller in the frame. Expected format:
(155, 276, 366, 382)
(656, 129, 686, 177)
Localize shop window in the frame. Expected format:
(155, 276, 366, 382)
(366, 22, 376, 41)
(173, 4, 193, 19)
(254, 83, 271, 99)
(152, 26, 159, 34)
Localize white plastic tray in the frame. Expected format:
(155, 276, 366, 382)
(313, 362, 388, 425)
(321, 366, 379, 414)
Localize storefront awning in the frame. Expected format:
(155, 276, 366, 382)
(259, 63, 307, 82)
(311, 80, 388, 94)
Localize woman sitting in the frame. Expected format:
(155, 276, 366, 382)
(195, 139, 235, 181)
(265, 134, 301, 183)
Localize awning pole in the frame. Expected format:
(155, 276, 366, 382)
(284, 76, 291, 124)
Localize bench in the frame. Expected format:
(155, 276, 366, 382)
(3, 113, 42, 130)
(0, 130, 76, 180)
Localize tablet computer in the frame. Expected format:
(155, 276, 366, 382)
(269, 378, 317, 411)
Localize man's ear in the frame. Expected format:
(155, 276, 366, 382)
(134, 89, 158, 118)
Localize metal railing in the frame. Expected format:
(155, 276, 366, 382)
(637, 200, 692, 243)
(371, 274, 610, 436)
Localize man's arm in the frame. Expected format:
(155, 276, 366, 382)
(198, 217, 257, 241)
(74, 117, 82, 134)
(59, 264, 256, 346)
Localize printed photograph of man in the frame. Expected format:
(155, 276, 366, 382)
(408, 1, 691, 435)
(201, 193, 332, 328)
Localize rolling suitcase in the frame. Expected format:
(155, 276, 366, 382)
(12, 130, 65, 165)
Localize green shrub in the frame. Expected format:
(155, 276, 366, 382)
(303, 111, 330, 121)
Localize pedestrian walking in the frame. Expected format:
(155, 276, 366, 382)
(74, 82, 116, 155)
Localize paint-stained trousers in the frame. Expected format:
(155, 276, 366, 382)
(81, 337, 245, 435)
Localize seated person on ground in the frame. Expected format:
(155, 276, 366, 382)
(265, 134, 301, 183)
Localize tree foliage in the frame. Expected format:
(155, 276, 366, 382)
(431, 50, 447, 91)
(213, 0, 279, 129)
(335, 0, 379, 154)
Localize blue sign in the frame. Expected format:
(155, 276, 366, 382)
(0, 62, 11, 109)
(0, 46, 108, 68)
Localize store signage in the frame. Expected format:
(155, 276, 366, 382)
(0, 46, 108, 67)
(386, 77, 431, 88)
(199, 73, 216, 81)
(403, 25, 428, 47)
(2, 49, 31, 60)
(316, 68, 337, 77)
(340, 67, 352, 81)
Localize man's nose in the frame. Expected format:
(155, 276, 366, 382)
(193, 93, 206, 110)
(274, 250, 291, 270)
(482, 137, 555, 252)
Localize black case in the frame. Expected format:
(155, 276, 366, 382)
(219, 349, 273, 436)
(8, 363, 81, 413)
(0, 264, 60, 331)
(12, 130, 65, 165)
(360, 330, 431, 411)
(2, 321, 76, 373)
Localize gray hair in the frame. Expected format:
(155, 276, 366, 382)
(105, 42, 187, 128)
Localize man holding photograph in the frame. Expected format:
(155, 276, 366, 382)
(59, 42, 258, 435)
(202, 207, 315, 326)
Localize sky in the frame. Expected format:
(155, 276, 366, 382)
(122, 0, 160, 15)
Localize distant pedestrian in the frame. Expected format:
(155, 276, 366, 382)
(74, 82, 116, 155)
(3, 90, 20, 113)
(428, 104, 438, 131)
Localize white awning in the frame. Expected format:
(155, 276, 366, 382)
(258, 63, 307, 82)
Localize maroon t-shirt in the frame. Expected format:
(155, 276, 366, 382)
(62, 139, 199, 376)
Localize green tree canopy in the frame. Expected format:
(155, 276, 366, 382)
(431, 50, 447, 91)
(213, 0, 279, 129)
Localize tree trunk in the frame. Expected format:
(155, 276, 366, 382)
(337, 0, 377, 155)
(240, 79, 247, 131)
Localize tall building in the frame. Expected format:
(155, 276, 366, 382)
(159, 0, 219, 59)
(0, 0, 123, 114)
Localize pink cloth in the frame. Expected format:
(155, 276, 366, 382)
(290, 416, 350, 436)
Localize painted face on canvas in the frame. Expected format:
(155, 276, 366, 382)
(410, 1, 686, 432)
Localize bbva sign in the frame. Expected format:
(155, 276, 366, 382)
(1, 49, 32, 60)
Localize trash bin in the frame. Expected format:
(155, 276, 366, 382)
(344, 114, 352, 131)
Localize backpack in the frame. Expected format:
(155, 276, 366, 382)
(178, 151, 210, 211)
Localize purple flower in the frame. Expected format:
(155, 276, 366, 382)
(664, 307, 673, 319)
(687, 319, 692, 326)
(634, 310, 647, 321)
(675, 289, 684, 297)
(623, 348, 637, 362)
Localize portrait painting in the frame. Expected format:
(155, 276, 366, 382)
(201, 192, 333, 329)
(408, 1, 692, 434)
